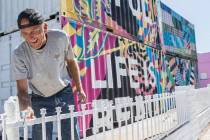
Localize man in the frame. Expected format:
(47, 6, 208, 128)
(12, 9, 86, 140)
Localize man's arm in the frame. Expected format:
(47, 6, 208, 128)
(16, 79, 31, 111)
(66, 59, 86, 103)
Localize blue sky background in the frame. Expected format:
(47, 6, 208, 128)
(161, 0, 210, 53)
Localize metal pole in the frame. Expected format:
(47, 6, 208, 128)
(9, 35, 13, 96)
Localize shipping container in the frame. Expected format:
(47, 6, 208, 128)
(60, 0, 198, 100)
(61, 0, 160, 47)
(61, 1, 198, 134)
(159, 2, 197, 58)
(158, 2, 198, 89)
(0, 0, 60, 33)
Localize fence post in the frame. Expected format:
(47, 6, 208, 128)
(175, 91, 184, 125)
(22, 113, 28, 140)
(128, 98, 134, 140)
(92, 102, 98, 140)
(1, 114, 7, 140)
(4, 96, 20, 140)
(81, 104, 86, 139)
(153, 94, 159, 137)
(40, 108, 47, 140)
(109, 101, 114, 140)
(68, 105, 75, 140)
(56, 107, 62, 140)
(134, 97, 140, 140)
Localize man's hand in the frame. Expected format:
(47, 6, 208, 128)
(22, 106, 35, 120)
(66, 59, 87, 104)
(78, 90, 86, 103)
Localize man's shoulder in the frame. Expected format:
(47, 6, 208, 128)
(13, 41, 27, 56)
(48, 29, 68, 39)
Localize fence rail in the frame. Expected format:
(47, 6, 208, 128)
(1, 86, 210, 140)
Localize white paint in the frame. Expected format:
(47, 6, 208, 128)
(91, 58, 107, 88)
(115, 56, 127, 88)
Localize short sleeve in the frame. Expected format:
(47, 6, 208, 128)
(11, 51, 28, 80)
(64, 34, 75, 60)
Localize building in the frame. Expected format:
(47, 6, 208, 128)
(198, 52, 210, 88)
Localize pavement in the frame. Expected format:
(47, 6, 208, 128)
(198, 123, 210, 140)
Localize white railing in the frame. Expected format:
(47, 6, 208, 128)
(165, 85, 210, 140)
(1, 86, 210, 140)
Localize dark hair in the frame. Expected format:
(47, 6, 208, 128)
(17, 9, 44, 29)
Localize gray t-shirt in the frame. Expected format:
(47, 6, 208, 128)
(12, 29, 75, 97)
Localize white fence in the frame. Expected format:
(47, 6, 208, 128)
(1, 86, 210, 140)
(165, 85, 210, 140)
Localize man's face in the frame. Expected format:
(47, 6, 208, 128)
(20, 18, 48, 49)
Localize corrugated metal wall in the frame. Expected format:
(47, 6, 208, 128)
(61, 0, 159, 47)
(0, 0, 60, 33)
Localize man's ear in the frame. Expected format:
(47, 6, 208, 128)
(20, 30, 26, 40)
(43, 22, 48, 33)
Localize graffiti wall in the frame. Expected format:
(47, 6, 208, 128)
(61, 17, 167, 131)
(61, 0, 159, 47)
(60, 1, 198, 134)
(60, 0, 198, 107)
(61, 18, 165, 100)
(160, 2, 196, 57)
(164, 55, 197, 92)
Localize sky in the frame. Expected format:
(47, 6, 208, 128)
(161, 0, 210, 53)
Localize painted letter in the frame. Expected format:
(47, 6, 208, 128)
(115, 56, 127, 88)
(91, 59, 107, 88)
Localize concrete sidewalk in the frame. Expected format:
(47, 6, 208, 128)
(198, 123, 210, 140)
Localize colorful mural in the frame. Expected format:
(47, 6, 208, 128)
(60, 0, 198, 136)
(61, 17, 165, 99)
(160, 2, 196, 57)
(61, 0, 159, 47)
(164, 55, 197, 92)
(60, 0, 198, 97)
(61, 17, 166, 131)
